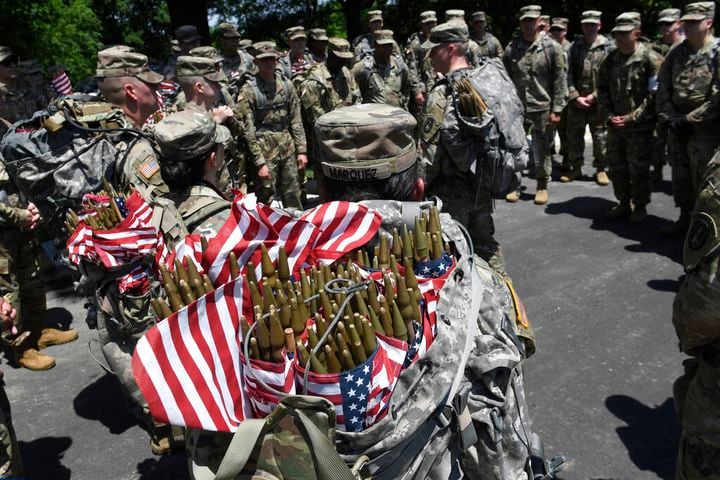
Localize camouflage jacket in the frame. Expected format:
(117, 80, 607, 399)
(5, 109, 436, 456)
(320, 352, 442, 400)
(503, 35, 568, 113)
(352, 55, 411, 110)
(299, 63, 360, 128)
(221, 51, 254, 83)
(567, 34, 615, 100)
(237, 73, 307, 167)
(404, 33, 437, 96)
(114, 115, 169, 200)
(596, 43, 663, 130)
(0, 80, 50, 124)
(656, 36, 720, 131)
(169, 183, 230, 236)
(353, 33, 401, 62)
(674, 153, 720, 354)
(470, 31, 504, 58)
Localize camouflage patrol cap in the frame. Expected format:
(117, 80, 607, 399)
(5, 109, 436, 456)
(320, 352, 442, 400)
(471, 11, 487, 23)
(681, 2, 715, 21)
(540, 15, 551, 25)
(217, 22, 241, 38)
(315, 104, 417, 182)
(239, 39, 253, 49)
(308, 28, 329, 42)
(612, 12, 641, 32)
(0, 46, 16, 63)
(581, 10, 602, 24)
(519, 5, 542, 20)
(658, 8, 681, 23)
(368, 10, 383, 23)
(421, 10, 438, 23)
(189, 46, 222, 62)
(155, 111, 231, 162)
(176, 55, 226, 82)
(175, 25, 202, 43)
(373, 30, 395, 45)
(422, 22, 469, 49)
(550, 17, 569, 30)
(286, 26, 307, 41)
(328, 38, 354, 59)
(252, 41, 279, 59)
(445, 10, 466, 22)
(96, 46, 163, 84)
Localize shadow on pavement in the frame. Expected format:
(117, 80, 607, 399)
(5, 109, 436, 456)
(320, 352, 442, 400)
(19, 436, 72, 480)
(647, 276, 684, 293)
(136, 453, 189, 480)
(73, 373, 142, 434)
(545, 196, 683, 264)
(605, 395, 680, 479)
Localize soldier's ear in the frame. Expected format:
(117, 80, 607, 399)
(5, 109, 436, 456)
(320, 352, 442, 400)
(410, 177, 425, 201)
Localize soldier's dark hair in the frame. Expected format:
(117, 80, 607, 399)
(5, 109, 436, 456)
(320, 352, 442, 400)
(323, 162, 418, 202)
(160, 149, 214, 191)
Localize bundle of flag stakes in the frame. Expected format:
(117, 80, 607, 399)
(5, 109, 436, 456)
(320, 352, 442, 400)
(132, 195, 455, 433)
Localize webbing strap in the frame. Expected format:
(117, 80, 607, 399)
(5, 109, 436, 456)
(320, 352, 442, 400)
(295, 410, 357, 480)
(214, 419, 266, 480)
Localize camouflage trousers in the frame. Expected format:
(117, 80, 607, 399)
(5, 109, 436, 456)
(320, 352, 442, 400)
(606, 127, 654, 207)
(525, 111, 555, 180)
(0, 228, 45, 337)
(668, 131, 720, 213)
(427, 179, 506, 276)
(654, 120, 669, 171)
(674, 351, 720, 480)
(0, 383, 21, 478)
(254, 155, 302, 209)
(566, 102, 607, 170)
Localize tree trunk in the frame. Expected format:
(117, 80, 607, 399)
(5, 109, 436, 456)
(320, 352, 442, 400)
(166, 0, 210, 43)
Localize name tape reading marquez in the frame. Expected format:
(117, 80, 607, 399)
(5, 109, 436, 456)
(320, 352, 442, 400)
(322, 163, 391, 181)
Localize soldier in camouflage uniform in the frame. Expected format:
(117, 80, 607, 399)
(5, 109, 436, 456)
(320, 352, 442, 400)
(650, 9, 684, 183)
(562, 10, 614, 185)
(352, 30, 411, 110)
(657, 2, 719, 235)
(161, 25, 202, 81)
(596, 13, 662, 224)
(279, 27, 313, 82)
(445, 10, 482, 67)
(405, 11, 437, 122)
(672, 147, 720, 480)
(503, 5, 568, 205)
(0, 46, 77, 371)
(352, 10, 384, 60)
(307, 29, 329, 64)
(421, 22, 528, 277)
(548, 17, 571, 172)
(298, 38, 360, 197)
(237, 42, 307, 209)
(470, 11, 503, 58)
(217, 22, 253, 88)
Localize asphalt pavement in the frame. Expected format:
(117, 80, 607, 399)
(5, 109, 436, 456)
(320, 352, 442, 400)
(4, 149, 687, 479)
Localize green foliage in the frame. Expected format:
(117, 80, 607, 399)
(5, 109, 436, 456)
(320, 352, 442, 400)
(0, 0, 103, 82)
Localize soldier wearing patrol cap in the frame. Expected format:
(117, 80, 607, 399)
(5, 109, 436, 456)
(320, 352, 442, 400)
(352, 9, 384, 59)
(217, 22, 253, 84)
(0, 47, 51, 123)
(597, 12, 663, 224)
(658, 1, 720, 235)
(548, 17, 571, 172)
(470, 11, 503, 58)
(405, 10, 438, 114)
(298, 38, 360, 198)
(162, 25, 203, 81)
(563, 10, 614, 185)
(95, 46, 169, 200)
(445, 9, 483, 66)
(279, 27, 312, 80)
(307, 28, 329, 64)
(503, 5, 568, 205)
(352, 29, 411, 110)
(237, 42, 307, 209)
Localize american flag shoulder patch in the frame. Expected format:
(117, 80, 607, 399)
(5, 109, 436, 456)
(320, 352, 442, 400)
(139, 157, 160, 179)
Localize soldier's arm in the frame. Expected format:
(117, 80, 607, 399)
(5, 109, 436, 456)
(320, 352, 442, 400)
(235, 88, 266, 168)
(596, 56, 613, 123)
(551, 42, 568, 113)
(349, 71, 362, 105)
(0, 202, 31, 230)
(299, 80, 327, 128)
(493, 36, 504, 57)
(352, 62, 370, 101)
(655, 50, 678, 121)
(566, 46, 580, 101)
(405, 46, 422, 95)
(685, 57, 720, 125)
(288, 84, 307, 155)
(626, 51, 662, 125)
(401, 66, 412, 109)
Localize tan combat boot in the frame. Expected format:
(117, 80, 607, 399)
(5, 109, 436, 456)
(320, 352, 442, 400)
(505, 190, 521, 203)
(534, 178, 549, 205)
(628, 205, 647, 224)
(15, 343, 55, 371)
(605, 202, 631, 219)
(595, 170, 610, 186)
(37, 327, 78, 350)
(560, 166, 581, 183)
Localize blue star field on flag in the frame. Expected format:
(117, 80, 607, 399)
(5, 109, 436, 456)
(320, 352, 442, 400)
(114, 197, 128, 218)
(414, 252, 453, 278)
(339, 360, 374, 432)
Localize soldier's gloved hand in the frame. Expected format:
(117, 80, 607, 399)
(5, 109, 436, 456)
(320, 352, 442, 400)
(670, 115, 693, 137)
(25, 202, 41, 231)
(257, 164, 272, 180)
(297, 154, 308, 170)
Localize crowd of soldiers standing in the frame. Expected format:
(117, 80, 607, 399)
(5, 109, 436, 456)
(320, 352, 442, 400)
(0, 2, 718, 479)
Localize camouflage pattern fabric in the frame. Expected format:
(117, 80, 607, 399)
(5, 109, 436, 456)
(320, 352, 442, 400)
(566, 103, 608, 170)
(470, 31, 504, 58)
(657, 37, 720, 213)
(405, 32, 434, 98)
(0, 383, 22, 478)
(352, 55, 411, 110)
(278, 52, 313, 82)
(169, 184, 230, 236)
(525, 110, 555, 180)
(114, 116, 170, 201)
(597, 42, 662, 207)
(0, 80, 51, 124)
(673, 155, 720, 479)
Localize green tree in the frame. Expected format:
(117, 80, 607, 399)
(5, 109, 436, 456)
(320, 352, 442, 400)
(0, 0, 103, 82)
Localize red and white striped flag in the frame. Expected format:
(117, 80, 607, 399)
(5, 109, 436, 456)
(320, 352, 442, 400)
(132, 278, 253, 431)
(51, 71, 72, 96)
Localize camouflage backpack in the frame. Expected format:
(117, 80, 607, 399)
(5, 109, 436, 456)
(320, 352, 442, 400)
(0, 95, 128, 236)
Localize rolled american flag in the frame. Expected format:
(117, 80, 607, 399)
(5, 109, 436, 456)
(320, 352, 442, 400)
(51, 70, 72, 97)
